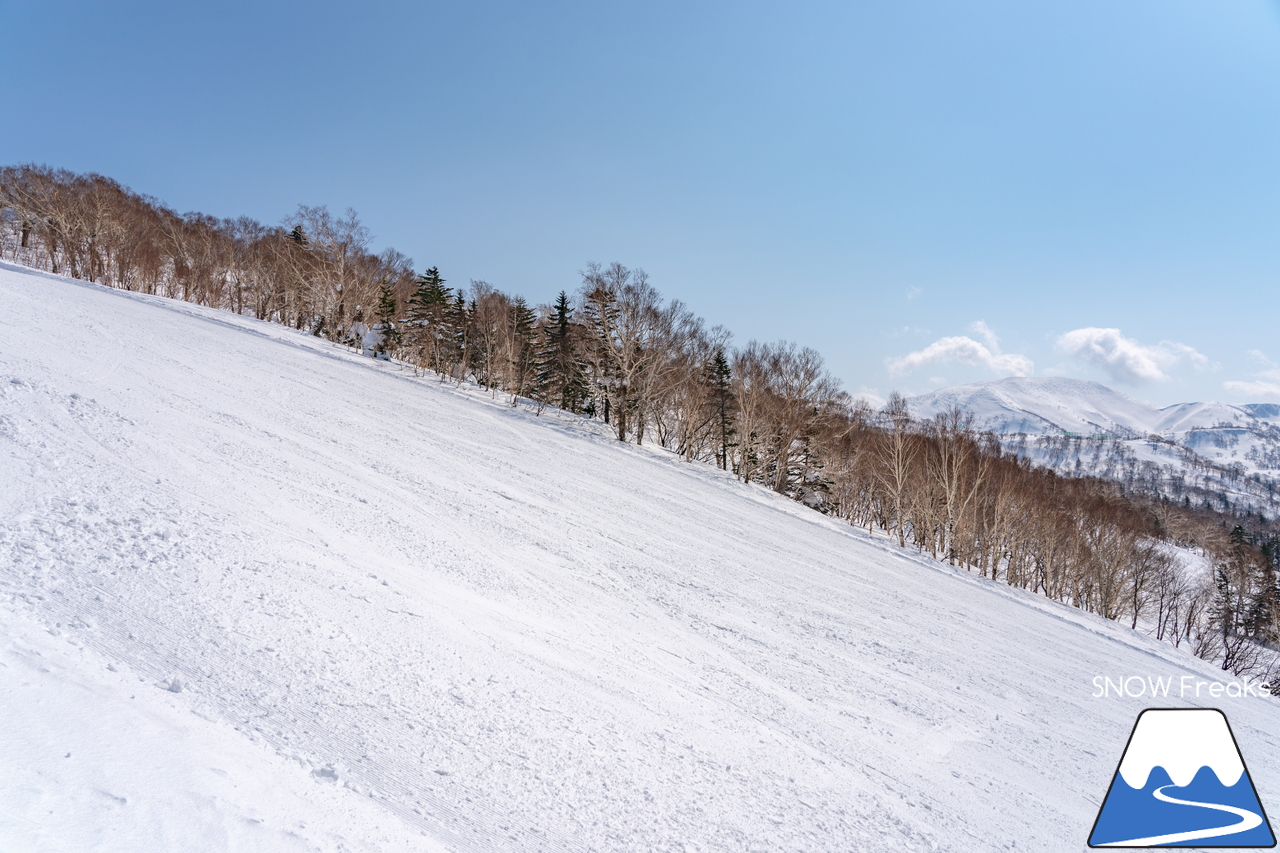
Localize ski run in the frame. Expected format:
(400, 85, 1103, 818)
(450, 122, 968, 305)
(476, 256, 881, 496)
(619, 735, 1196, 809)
(1, 260, 1278, 851)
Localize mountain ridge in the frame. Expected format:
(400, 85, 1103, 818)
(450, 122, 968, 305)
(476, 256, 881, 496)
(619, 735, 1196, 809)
(907, 376, 1274, 440)
(907, 376, 1280, 515)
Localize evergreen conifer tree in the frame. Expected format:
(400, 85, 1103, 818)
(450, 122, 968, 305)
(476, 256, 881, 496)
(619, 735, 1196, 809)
(449, 290, 471, 383)
(405, 267, 454, 375)
(1247, 539, 1280, 644)
(579, 284, 620, 425)
(705, 347, 736, 471)
(534, 291, 588, 412)
(407, 267, 450, 319)
(373, 282, 402, 358)
(508, 297, 538, 405)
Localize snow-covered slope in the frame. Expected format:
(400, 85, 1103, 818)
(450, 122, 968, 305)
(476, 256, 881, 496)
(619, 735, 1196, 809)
(1154, 400, 1254, 436)
(3, 262, 1279, 852)
(0, 604, 438, 853)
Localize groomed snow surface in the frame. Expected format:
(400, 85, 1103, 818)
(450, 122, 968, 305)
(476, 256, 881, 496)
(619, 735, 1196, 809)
(2, 262, 1278, 852)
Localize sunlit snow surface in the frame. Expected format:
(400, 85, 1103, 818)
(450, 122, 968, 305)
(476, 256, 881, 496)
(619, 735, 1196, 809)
(2, 261, 1279, 852)
(0, 604, 440, 853)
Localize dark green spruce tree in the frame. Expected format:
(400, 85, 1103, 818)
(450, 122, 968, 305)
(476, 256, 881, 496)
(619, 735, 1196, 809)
(508, 296, 538, 405)
(373, 282, 402, 358)
(449, 290, 472, 383)
(406, 267, 454, 375)
(706, 347, 735, 471)
(1248, 537, 1280, 644)
(533, 291, 588, 412)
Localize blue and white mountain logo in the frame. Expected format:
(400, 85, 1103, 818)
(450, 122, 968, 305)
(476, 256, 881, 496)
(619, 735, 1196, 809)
(1088, 708, 1275, 847)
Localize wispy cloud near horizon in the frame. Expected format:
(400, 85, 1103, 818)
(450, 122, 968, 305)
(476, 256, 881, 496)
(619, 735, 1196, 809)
(1224, 350, 1280, 400)
(886, 322, 1033, 378)
(1055, 328, 1208, 385)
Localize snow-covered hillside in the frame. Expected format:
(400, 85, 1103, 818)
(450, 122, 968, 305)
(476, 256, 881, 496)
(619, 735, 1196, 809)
(907, 377, 1159, 438)
(909, 377, 1280, 514)
(3, 262, 1279, 852)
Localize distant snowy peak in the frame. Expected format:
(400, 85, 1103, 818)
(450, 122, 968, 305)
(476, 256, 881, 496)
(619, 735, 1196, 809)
(906, 376, 1262, 440)
(1117, 710, 1245, 790)
(907, 377, 1160, 438)
(907, 377, 1280, 511)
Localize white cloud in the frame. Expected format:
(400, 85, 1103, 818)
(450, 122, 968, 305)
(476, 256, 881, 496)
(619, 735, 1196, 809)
(1163, 342, 1210, 372)
(851, 386, 887, 408)
(970, 320, 998, 351)
(1224, 351, 1280, 400)
(905, 286, 922, 301)
(886, 322, 1032, 378)
(1054, 328, 1207, 385)
(1223, 379, 1280, 399)
(1248, 349, 1277, 368)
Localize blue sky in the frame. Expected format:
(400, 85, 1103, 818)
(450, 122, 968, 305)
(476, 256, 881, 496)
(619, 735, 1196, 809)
(5, 0, 1280, 406)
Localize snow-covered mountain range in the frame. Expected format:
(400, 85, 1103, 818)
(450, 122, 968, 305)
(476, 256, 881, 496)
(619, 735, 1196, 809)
(908, 377, 1280, 514)
(908, 376, 1280, 444)
(3, 261, 1279, 851)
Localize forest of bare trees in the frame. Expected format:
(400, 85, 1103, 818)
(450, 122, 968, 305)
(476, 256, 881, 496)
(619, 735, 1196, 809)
(0, 164, 419, 333)
(4, 163, 1278, 686)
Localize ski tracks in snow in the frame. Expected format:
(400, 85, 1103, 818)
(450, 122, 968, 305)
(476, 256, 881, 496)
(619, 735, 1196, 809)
(5, 268, 1280, 852)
